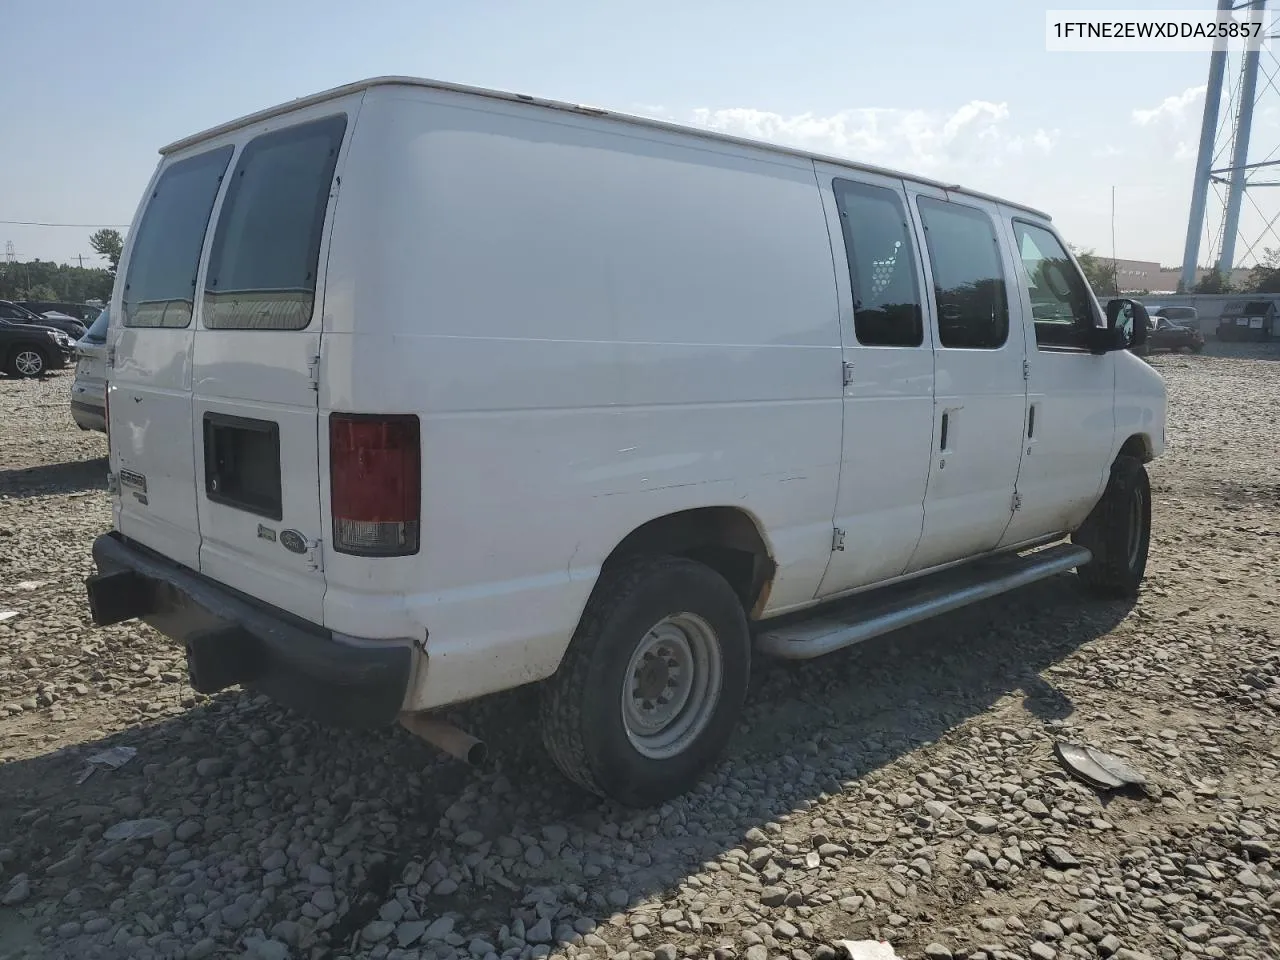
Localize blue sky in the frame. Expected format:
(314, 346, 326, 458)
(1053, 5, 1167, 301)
(1, 0, 1269, 269)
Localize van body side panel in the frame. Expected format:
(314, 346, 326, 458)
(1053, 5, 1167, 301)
(320, 89, 843, 707)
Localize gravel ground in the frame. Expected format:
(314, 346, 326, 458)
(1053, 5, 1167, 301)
(1, 343, 1277, 960)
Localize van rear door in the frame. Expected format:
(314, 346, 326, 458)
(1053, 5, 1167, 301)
(112, 145, 235, 571)
(190, 112, 350, 624)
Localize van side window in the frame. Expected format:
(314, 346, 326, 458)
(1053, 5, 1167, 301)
(204, 114, 347, 330)
(832, 179, 923, 347)
(1012, 220, 1099, 349)
(916, 198, 1009, 350)
(122, 146, 234, 329)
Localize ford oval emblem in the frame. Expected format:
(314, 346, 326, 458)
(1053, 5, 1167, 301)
(279, 529, 307, 555)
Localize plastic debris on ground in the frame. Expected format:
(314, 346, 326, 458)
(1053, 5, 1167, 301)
(836, 941, 899, 960)
(0, 611, 17, 623)
(76, 745, 138, 784)
(1054, 741, 1147, 790)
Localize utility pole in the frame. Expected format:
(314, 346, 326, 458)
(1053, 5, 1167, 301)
(77, 254, 84, 268)
(1218, 0, 1266, 276)
(1181, 0, 1234, 292)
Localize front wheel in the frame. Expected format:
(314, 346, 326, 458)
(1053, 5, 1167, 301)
(7, 347, 48, 378)
(540, 556, 750, 807)
(1072, 455, 1151, 598)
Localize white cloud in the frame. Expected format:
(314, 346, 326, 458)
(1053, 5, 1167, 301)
(667, 100, 1049, 173)
(1131, 85, 1206, 126)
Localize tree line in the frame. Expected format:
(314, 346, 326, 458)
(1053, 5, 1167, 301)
(0, 229, 122, 304)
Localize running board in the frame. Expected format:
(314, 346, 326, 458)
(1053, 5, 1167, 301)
(756, 543, 1092, 660)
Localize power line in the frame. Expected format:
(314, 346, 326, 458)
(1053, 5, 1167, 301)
(0, 219, 129, 228)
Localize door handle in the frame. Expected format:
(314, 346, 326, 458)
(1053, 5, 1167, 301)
(940, 412, 950, 451)
(1027, 405, 1036, 439)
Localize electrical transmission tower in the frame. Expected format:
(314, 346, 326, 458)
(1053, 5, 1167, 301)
(4, 241, 14, 263)
(1181, 0, 1280, 290)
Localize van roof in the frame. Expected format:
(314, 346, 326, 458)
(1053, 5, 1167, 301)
(161, 76, 1052, 221)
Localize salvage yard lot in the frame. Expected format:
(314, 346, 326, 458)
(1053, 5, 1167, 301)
(0, 346, 1277, 960)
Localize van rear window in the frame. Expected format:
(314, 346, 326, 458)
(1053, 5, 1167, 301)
(122, 146, 234, 328)
(203, 115, 346, 330)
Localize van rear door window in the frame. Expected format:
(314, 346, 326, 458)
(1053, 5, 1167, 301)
(203, 115, 347, 330)
(122, 146, 233, 329)
(832, 178, 924, 347)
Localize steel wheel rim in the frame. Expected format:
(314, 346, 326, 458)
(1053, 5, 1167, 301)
(1126, 483, 1146, 570)
(621, 612, 723, 760)
(15, 351, 43, 376)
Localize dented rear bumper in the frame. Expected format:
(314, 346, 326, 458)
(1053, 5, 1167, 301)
(86, 532, 412, 728)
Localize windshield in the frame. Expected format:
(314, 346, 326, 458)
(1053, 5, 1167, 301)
(83, 308, 110, 341)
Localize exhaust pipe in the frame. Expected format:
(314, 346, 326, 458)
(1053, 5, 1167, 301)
(399, 713, 488, 766)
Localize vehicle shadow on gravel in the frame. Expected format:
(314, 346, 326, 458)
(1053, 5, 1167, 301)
(0, 572, 1134, 958)
(0, 456, 107, 497)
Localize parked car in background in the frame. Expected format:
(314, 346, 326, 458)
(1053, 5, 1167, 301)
(1148, 304, 1200, 329)
(0, 316, 73, 377)
(1217, 299, 1277, 341)
(0, 300, 87, 339)
(16, 300, 103, 324)
(70, 308, 109, 431)
(1145, 315, 1205, 353)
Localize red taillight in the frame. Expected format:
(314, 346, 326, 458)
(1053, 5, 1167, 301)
(329, 414, 421, 557)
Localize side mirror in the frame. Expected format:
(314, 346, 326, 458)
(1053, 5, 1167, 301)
(1087, 298, 1149, 354)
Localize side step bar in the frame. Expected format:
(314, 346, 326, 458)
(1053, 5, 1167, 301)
(756, 543, 1092, 660)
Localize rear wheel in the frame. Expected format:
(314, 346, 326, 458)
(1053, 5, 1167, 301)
(7, 347, 48, 378)
(1072, 455, 1151, 599)
(540, 556, 750, 807)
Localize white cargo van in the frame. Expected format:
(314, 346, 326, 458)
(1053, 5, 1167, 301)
(87, 77, 1165, 807)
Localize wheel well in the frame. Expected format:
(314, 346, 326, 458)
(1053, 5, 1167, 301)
(602, 507, 776, 617)
(1118, 434, 1153, 464)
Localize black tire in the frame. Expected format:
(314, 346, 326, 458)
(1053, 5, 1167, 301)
(1072, 455, 1151, 599)
(1190, 343, 1204, 354)
(5, 345, 49, 378)
(540, 555, 750, 807)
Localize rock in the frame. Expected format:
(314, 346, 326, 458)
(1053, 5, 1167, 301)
(456, 830, 485, 847)
(760, 886, 787, 907)
(773, 919, 798, 939)
(308, 865, 333, 885)
(542, 825, 569, 845)
(195, 758, 225, 777)
(746, 946, 769, 960)
(1022, 798, 1050, 817)
(397, 921, 428, 947)
(968, 816, 1000, 834)
(964, 849, 994, 870)
(1182, 923, 1210, 943)
(1045, 847, 1080, 869)
(2, 875, 29, 905)
(608, 889, 630, 908)
(925, 945, 954, 959)
(470, 938, 496, 957)
(251, 941, 291, 960)
(1098, 934, 1122, 956)
(1029, 944, 1056, 960)
(655, 945, 679, 960)
(425, 916, 456, 940)
(365, 919, 396, 942)
(525, 846, 547, 868)
(527, 918, 553, 943)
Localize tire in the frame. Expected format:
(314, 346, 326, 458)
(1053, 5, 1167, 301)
(6, 346, 48, 378)
(540, 555, 750, 807)
(1072, 455, 1151, 599)
(1190, 343, 1204, 354)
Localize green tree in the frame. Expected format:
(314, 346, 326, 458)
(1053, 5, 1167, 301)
(89, 228, 124, 274)
(1069, 245, 1118, 297)
(1193, 267, 1231, 294)
(1246, 247, 1280, 293)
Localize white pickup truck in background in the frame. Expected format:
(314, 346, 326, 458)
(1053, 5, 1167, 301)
(86, 77, 1167, 808)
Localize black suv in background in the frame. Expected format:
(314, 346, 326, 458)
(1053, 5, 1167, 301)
(0, 300, 88, 339)
(0, 316, 74, 377)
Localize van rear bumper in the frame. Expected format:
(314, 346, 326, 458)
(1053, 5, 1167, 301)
(86, 532, 413, 728)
